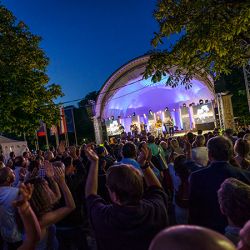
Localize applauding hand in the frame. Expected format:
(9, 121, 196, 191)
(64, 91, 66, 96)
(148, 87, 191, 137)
(54, 167, 65, 184)
(13, 183, 33, 211)
(44, 160, 54, 178)
(84, 145, 99, 163)
(137, 146, 149, 167)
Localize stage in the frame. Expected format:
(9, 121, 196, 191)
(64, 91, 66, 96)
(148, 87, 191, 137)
(93, 55, 220, 144)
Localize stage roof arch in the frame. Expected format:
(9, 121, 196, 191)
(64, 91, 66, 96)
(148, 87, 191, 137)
(95, 54, 215, 119)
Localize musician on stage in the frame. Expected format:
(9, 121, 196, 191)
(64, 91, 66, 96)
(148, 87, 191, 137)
(168, 116, 175, 136)
(155, 116, 163, 137)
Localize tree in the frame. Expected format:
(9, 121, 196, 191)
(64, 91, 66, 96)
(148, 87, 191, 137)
(215, 68, 250, 125)
(0, 4, 63, 136)
(144, 0, 250, 88)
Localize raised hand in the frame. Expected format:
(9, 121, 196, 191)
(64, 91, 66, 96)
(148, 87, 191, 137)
(84, 145, 99, 163)
(13, 183, 33, 209)
(58, 140, 66, 154)
(53, 167, 65, 183)
(44, 160, 54, 178)
(137, 146, 149, 166)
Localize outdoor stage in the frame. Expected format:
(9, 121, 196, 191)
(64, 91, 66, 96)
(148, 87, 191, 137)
(92, 55, 233, 144)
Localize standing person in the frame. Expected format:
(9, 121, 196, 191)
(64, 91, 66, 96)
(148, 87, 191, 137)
(149, 225, 236, 250)
(26, 164, 75, 250)
(6, 152, 15, 169)
(56, 156, 89, 250)
(0, 167, 23, 249)
(163, 116, 169, 135)
(119, 142, 141, 171)
(217, 178, 250, 245)
(14, 183, 41, 250)
(234, 139, 250, 170)
(155, 116, 163, 138)
(191, 135, 209, 167)
(13, 156, 27, 187)
(85, 145, 169, 250)
(189, 136, 250, 233)
(168, 116, 175, 137)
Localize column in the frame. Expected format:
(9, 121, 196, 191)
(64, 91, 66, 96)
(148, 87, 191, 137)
(93, 116, 103, 144)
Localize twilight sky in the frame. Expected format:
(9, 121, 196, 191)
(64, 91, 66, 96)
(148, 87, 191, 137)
(3, 0, 177, 104)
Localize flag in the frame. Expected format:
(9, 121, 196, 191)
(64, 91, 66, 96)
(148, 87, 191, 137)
(37, 121, 46, 137)
(50, 125, 58, 136)
(59, 107, 67, 134)
(64, 107, 75, 133)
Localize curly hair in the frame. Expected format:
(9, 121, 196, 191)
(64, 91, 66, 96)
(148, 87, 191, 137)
(218, 178, 250, 227)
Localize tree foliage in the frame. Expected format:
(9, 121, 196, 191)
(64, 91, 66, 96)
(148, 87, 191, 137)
(0, 4, 63, 136)
(144, 0, 250, 87)
(215, 68, 250, 125)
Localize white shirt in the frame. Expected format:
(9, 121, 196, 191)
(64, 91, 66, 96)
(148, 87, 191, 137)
(191, 146, 208, 167)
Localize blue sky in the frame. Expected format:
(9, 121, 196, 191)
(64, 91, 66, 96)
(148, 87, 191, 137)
(3, 0, 176, 104)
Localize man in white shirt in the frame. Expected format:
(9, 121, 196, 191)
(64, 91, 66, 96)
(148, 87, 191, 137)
(191, 135, 208, 167)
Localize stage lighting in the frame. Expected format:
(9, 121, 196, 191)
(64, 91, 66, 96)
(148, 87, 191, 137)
(199, 99, 204, 105)
(183, 103, 186, 107)
(173, 108, 176, 111)
(133, 112, 136, 116)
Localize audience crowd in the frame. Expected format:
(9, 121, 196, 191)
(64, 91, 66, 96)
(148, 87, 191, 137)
(0, 127, 250, 250)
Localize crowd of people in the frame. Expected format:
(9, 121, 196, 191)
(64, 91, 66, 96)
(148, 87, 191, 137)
(0, 127, 250, 250)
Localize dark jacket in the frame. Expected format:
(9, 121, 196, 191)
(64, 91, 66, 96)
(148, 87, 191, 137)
(189, 161, 250, 233)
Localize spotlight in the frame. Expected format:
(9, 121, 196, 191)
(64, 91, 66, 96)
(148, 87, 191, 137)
(183, 103, 186, 107)
(133, 112, 136, 117)
(173, 108, 176, 111)
(199, 99, 204, 105)
(165, 107, 169, 111)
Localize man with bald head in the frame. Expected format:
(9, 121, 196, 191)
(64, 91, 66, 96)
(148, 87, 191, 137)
(149, 225, 236, 250)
